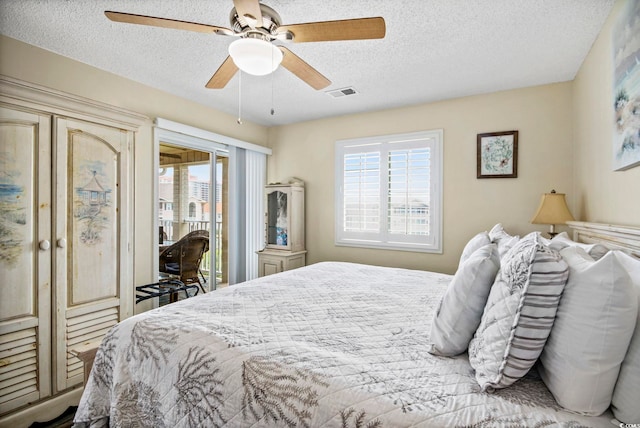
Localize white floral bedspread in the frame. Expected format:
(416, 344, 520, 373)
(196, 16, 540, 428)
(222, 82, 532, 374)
(74, 262, 613, 427)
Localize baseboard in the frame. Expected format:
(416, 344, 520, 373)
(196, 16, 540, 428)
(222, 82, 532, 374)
(0, 388, 83, 428)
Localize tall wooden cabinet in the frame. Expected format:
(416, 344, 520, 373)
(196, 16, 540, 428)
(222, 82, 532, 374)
(0, 106, 53, 414)
(257, 182, 306, 276)
(0, 76, 146, 424)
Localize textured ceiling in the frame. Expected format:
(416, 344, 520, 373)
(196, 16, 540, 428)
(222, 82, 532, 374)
(0, 0, 615, 127)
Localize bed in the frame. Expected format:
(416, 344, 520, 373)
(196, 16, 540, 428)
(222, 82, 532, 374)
(74, 221, 640, 427)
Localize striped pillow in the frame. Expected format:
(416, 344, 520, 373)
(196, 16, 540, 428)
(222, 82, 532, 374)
(468, 232, 568, 391)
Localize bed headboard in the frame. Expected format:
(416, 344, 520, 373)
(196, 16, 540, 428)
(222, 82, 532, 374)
(567, 221, 640, 259)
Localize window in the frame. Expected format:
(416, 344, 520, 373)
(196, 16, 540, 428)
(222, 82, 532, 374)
(335, 130, 443, 252)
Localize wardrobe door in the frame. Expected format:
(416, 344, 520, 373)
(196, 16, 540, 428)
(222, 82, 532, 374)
(54, 117, 133, 391)
(0, 107, 52, 414)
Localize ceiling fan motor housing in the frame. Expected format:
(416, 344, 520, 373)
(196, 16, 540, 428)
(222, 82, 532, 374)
(230, 4, 284, 41)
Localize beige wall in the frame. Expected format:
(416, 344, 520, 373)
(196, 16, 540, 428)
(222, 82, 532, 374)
(0, 35, 269, 290)
(268, 83, 574, 274)
(4, 0, 636, 282)
(572, 0, 640, 224)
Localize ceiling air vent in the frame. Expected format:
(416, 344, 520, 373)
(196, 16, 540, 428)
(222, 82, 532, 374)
(326, 87, 358, 98)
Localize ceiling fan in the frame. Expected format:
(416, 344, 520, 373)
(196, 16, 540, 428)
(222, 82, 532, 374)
(105, 0, 386, 91)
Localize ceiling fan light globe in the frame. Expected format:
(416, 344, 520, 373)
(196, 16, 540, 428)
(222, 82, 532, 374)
(228, 38, 283, 76)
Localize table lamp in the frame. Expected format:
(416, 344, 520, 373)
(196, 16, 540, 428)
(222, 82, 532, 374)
(531, 190, 574, 237)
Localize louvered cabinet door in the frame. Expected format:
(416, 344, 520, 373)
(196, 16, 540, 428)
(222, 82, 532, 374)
(0, 107, 52, 414)
(53, 117, 133, 392)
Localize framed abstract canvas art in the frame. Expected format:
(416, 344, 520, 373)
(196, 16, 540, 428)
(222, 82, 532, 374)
(612, 0, 640, 171)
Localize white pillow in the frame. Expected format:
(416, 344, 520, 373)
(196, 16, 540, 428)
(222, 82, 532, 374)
(538, 248, 638, 416)
(611, 251, 640, 424)
(430, 243, 500, 356)
(488, 223, 520, 257)
(488, 223, 510, 241)
(549, 231, 608, 260)
(458, 231, 491, 268)
(468, 232, 568, 390)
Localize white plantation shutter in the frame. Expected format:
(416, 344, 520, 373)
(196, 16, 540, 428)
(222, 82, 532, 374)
(343, 151, 380, 234)
(335, 130, 442, 252)
(387, 147, 430, 236)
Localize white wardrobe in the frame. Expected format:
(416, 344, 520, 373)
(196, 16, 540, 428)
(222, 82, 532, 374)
(0, 76, 146, 423)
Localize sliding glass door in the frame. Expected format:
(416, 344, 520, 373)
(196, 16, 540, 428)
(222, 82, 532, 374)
(157, 143, 228, 294)
(152, 118, 270, 300)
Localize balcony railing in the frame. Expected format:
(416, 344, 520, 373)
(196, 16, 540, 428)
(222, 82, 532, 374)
(159, 219, 223, 284)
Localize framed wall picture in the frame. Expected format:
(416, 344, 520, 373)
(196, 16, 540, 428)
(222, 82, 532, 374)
(477, 130, 518, 178)
(612, 0, 640, 171)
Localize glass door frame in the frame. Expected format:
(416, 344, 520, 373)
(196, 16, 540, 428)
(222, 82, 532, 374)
(153, 126, 228, 296)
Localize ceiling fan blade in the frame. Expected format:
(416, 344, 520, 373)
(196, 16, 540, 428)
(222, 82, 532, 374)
(278, 17, 385, 43)
(205, 56, 238, 89)
(105, 11, 234, 36)
(233, 0, 263, 28)
(279, 47, 331, 90)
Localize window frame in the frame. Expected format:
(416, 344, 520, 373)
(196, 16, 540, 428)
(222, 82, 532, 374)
(334, 129, 443, 253)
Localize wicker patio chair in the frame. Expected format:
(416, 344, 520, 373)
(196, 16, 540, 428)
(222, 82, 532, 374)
(159, 229, 210, 294)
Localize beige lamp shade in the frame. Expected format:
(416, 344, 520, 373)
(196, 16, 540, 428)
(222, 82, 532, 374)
(531, 190, 574, 233)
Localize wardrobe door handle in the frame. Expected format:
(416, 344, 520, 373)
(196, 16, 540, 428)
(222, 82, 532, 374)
(57, 238, 67, 248)
(39, 240, 51, 251)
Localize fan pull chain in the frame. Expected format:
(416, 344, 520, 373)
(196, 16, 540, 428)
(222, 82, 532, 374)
(237, 70, 243, 125)
(270, 49, 275, 116)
